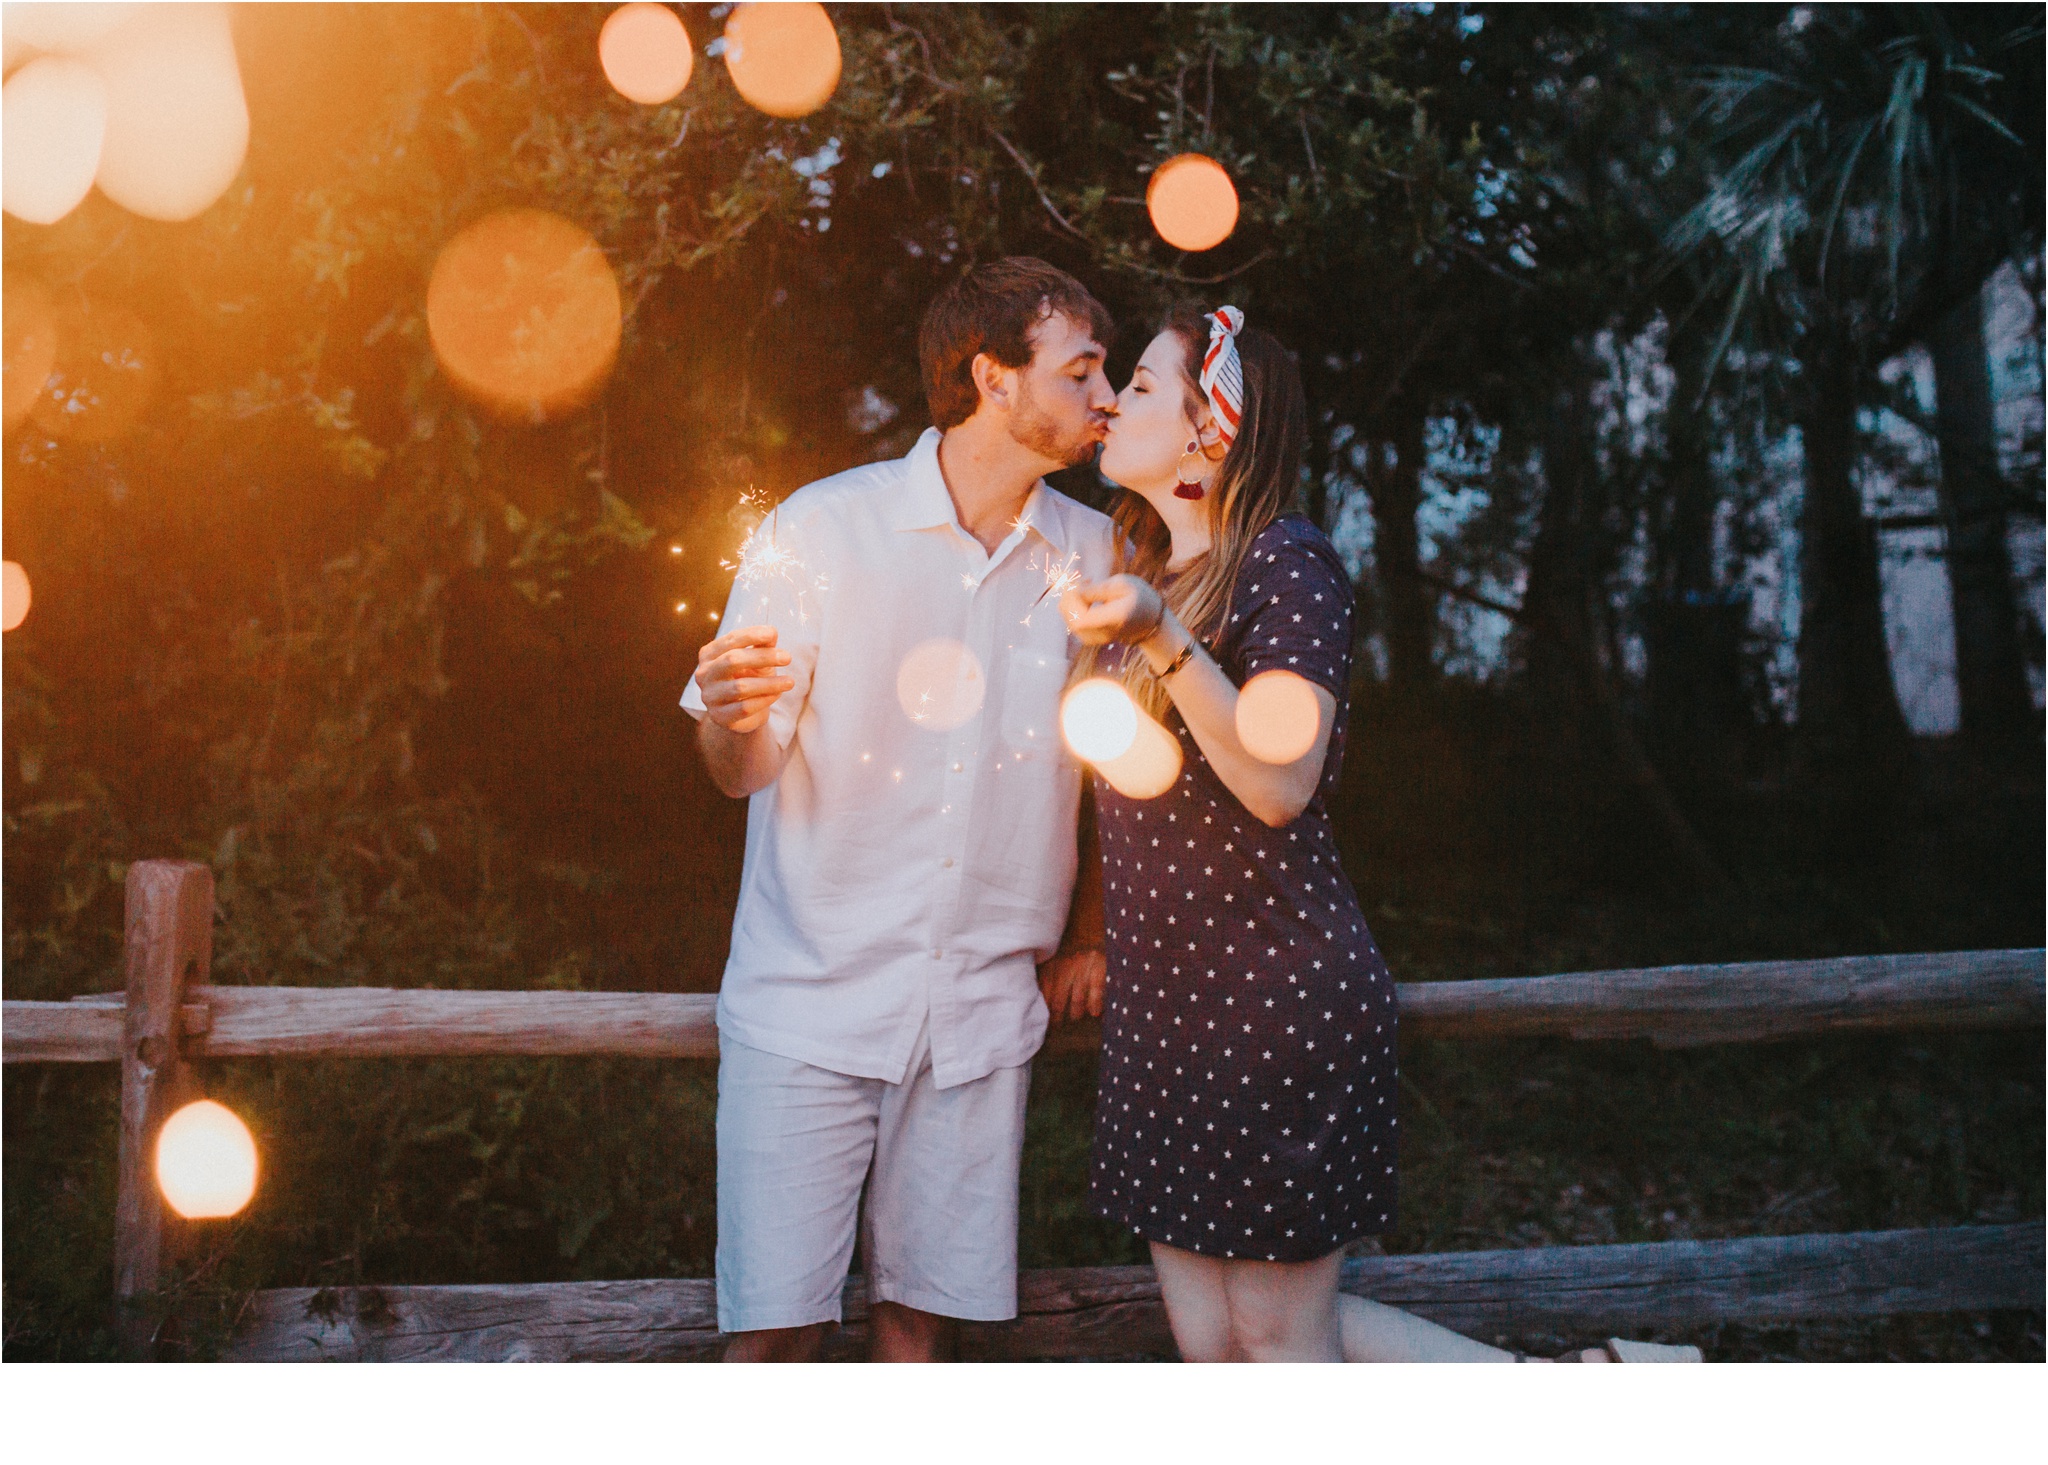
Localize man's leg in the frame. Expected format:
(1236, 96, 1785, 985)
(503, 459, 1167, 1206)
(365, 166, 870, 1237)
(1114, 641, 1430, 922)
(862, 1035, 1032, 1362)
(715, 1032, 881, 1361)
(867, 1300, 957, 1362)
(723, 1321, 832, 1363)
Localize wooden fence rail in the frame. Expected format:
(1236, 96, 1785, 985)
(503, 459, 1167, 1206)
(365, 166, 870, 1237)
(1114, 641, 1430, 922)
(8, 949, 2040, 1065)
(4, 862, 2041, 1360)
(225, 1223, 2046, 1362)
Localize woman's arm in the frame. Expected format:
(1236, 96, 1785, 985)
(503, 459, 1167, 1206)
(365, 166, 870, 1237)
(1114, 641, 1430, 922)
(1063, 577, 1336, 828)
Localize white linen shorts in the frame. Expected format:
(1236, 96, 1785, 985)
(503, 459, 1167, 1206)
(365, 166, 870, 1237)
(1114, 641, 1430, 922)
(713, 1017, 1033, 1334)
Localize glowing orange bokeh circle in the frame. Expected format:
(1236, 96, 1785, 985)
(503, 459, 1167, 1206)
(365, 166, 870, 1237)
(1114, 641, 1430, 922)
(427, 209, 623, 421)
(1147, 153, 1240, 253)
(600, 4, 694, 106)
(2, 562, 32, 633)
(724, 2, 842, 119)
(1236, 671, 1322, 765)
(155, 1099, 259, 1220)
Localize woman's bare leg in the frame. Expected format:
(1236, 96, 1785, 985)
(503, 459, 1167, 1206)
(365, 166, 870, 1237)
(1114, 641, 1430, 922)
(1337, 1294, 1515, 1362)
(1216, 1251, 1345, 1362)
(1150, 1242, 1242, 1362)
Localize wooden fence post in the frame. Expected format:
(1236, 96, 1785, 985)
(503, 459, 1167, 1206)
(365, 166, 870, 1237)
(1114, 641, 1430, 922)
(113, 860, 214, 1358)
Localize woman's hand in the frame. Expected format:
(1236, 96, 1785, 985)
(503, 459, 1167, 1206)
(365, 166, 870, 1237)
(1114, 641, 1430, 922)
(1060, 574, 1165, 647)
(1037, 947, 1106, 1022)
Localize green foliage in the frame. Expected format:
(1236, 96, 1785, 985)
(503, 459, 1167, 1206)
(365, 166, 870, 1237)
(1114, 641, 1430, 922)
(4, 4, 2040, 1360)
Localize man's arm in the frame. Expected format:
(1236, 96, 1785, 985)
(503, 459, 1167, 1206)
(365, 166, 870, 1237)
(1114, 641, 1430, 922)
(1038, 783, 1107, 1022)
(693, 625, 797, 799)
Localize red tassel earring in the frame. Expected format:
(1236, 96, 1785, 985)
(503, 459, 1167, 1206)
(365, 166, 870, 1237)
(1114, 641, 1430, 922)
(1173, 439, 1206, 500)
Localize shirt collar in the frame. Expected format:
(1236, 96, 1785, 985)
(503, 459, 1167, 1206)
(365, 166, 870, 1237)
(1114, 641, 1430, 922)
(890, 428, 1071, 553)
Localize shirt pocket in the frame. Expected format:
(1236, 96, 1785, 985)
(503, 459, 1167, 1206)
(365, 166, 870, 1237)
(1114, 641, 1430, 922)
(999, 631, 1072, 758)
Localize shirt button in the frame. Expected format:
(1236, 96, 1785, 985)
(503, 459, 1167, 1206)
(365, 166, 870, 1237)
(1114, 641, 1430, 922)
(951, 761, 964, 773)
(932, 947, 944, 960)
(941, 857, 955, 868)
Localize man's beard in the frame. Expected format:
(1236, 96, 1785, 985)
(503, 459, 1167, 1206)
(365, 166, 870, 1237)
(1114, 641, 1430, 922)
(1010, 380, 1102, 469)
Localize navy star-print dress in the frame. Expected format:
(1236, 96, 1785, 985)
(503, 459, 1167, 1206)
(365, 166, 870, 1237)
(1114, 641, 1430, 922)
(1089, 515, 1398, 1263)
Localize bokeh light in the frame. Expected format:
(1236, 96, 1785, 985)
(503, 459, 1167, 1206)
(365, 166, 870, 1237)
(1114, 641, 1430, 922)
(1236, 671, 1321, 764)
(724, 2, 841, 119)
(88, 3, 249, 222)
(1061, 678, 1139, 764)
(427, 208, 623, 421)
(600, 4, 694, 106)
(3, 276, 60, 432)
(2, 3, 143, 54)
(1098, 715, 1183, 800)
(155, 1098, 258, 1220)
(1, 56, 108, 225)
(2, 562, 32, 633)
(896, 638, 985, 731)
(1147, 153, 1240, 253)
(30, 299, 158, 442)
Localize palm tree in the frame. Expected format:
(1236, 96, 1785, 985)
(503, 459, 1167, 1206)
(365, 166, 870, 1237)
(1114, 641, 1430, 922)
(1664, 5, 2042, 780)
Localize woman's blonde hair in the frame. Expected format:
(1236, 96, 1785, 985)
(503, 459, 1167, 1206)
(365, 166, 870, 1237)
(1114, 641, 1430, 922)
(1073, 306, 1308, 719)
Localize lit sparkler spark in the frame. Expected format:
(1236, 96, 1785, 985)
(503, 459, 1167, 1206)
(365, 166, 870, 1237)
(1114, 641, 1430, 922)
(1021, 549, 1083, 625)
(719, 491, 830, 624)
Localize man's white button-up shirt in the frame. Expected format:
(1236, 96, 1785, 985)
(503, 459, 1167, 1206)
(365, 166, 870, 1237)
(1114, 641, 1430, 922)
(683, 428, 1115, 1088)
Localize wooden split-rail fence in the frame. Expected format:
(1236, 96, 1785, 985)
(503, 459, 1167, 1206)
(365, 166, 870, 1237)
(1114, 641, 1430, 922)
(5, 860, 2043, 1360)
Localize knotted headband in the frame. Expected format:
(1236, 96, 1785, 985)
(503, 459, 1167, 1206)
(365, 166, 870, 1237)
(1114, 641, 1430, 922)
(1198, 305, 1245, 451)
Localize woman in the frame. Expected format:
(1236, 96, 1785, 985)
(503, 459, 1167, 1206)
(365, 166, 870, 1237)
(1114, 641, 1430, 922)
(1056, 307, 1658, 1362)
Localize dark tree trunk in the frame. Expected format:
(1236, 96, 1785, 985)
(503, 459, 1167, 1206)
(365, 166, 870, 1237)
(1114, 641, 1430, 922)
(1303, 412, 1333, 532)
(1523, 366, 1734, 896)
(1929, 286, 2036, 751)
(1645, 358, 1746, 790)
(1794, 338, 1912, 790)
(1370, 407, 1431, 693)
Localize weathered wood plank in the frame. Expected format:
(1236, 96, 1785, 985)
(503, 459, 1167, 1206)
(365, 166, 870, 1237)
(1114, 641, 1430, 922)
(1046, 947, 2046, 1054)
(222, 1222, 2043, 1362)
(1397, 948, 2047, 1047)
(2, 994, 123, 1061)
(191, 987, 722, 1059)
(114, 861, 211, 1356)
(11, 949, 2040, 1064)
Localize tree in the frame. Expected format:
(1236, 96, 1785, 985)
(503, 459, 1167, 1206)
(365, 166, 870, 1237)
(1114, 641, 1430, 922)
(1665, 4, 2044, 785)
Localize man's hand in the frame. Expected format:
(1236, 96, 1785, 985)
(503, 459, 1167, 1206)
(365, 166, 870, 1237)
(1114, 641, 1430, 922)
(1060, 574, 1163, 647)
(696, 625, 794, 733)
(1037, 947, 1106, 1023)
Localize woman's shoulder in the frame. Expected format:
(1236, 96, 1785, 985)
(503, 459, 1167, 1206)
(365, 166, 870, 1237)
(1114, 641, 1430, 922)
(1240, 515, 1352, 597)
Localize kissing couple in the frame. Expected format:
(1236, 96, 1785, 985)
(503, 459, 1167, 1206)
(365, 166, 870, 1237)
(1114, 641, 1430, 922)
(685, 257, 1693, 1364)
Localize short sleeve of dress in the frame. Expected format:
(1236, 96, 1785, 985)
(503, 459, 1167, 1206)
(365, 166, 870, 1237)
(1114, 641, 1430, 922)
(1232, 522, 1355, 699)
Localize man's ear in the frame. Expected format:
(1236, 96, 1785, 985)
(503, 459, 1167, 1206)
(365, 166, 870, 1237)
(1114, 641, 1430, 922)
(970, 351, 1015, 413)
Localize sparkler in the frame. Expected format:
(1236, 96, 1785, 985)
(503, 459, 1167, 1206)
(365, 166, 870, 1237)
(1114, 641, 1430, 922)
(719, 488, 829, 624)
(1021, 547, 1083, 626)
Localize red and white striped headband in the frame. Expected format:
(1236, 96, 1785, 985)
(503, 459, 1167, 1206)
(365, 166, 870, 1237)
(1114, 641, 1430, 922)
(1198, 305, 1245, 451)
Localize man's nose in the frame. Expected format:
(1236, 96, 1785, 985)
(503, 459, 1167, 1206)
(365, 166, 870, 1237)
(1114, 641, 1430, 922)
(1092, 375, 1118, 413)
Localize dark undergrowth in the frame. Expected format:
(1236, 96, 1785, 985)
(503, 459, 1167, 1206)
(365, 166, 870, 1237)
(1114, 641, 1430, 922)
(6, 689, 2041, 1361)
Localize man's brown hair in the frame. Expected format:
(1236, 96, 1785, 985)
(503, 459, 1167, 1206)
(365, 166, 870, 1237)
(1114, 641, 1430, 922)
(917, 257, 1115, 430)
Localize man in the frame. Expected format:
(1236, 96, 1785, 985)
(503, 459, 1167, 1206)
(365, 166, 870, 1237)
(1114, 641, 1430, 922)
(684, 258, 1116, 1361)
